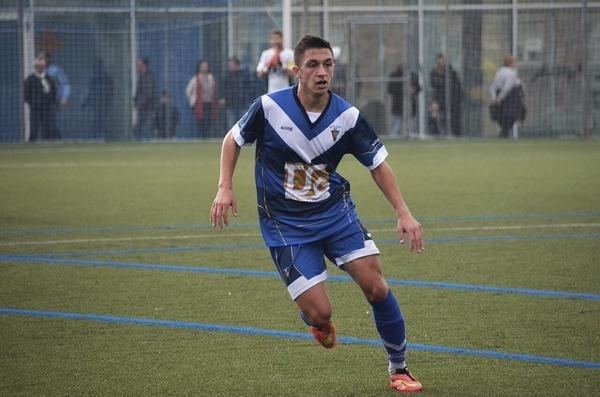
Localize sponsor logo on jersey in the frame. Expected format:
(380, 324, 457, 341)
(280, 125, 293, 131)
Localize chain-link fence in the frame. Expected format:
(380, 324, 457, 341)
(1, 0, 598, 142)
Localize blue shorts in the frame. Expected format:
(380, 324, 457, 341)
(269, 221, 380, 300)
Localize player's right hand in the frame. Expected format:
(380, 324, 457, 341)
(210, 187, 238, 229)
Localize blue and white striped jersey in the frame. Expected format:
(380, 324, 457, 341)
(232, 86, 388, 247)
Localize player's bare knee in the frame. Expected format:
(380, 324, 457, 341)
(304, 306, 332, 327)
(363, 282, 389, 303)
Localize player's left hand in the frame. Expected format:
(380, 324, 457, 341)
(397, 213, 424, 253)
(210, 187, 238, 229)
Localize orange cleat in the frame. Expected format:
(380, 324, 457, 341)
(310, 321, 336, 349)
(390, 370, 423, 393)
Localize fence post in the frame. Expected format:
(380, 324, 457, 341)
(582, 0, 590, 137)
(18, 0, 25, 142)
(129, 0, 137, 140)
(283, 0, 292, 49)
(21, 0, 35, 142)
(512, 0, 519, 139)
(418, 0, 425, 140)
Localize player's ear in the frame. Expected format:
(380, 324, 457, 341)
(292, 65, 300, 78)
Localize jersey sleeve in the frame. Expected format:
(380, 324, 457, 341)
(232, 97, 265, 147)
(349, 114, 388, 170)
(256, 50, 269, 73)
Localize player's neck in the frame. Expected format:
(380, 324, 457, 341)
(297, 87, 329, 113)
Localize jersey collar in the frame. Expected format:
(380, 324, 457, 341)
(292, 85, 332, 129)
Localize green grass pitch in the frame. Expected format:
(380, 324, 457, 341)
(1, 139, 599, 396)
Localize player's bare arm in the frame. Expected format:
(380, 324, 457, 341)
(370, 161, 425, 253)
(210, 130, 240, 229)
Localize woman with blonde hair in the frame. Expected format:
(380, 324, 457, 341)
(490, 55, 526, 138)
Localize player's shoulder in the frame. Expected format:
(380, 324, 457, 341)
(330, 91, 354, 109)
(263, 86, 295, 106)
(329, 92, 360, 122)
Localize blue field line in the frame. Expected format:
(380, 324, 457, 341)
(31, 231, 600, 259)
(2, 254, 599, 302)
(1, 307, 598, 370)
(2, 210, 600, 237)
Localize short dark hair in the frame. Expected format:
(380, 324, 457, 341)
(271, 30, 283, 38)
(196, 59, 209, 73)
(293, 35, 333, 66)
(139, 57, 149, 67)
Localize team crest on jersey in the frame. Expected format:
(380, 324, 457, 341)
(330, 126, 340, 141)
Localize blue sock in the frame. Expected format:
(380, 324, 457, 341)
(370, 290, 407, 373)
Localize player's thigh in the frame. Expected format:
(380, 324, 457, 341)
(324, 221, 389, 302)
(269, 242, 328, 301)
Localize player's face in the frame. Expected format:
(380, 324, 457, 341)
(295, 48, 335, 96)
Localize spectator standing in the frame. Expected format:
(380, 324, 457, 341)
(154, 90, 179, 139)
(24, 53, 56, 141)
(220, 56, 255, 128)
(430, 54, 462, 136)
(133, 57, 157, 139)
(490, 55, 526, 138)
(186, 60, 219, 138)
(43, 52, 69, 139)
(82, 59, 114, 139)
(387, 65, 421, 137)
(256, 30, 295, 93)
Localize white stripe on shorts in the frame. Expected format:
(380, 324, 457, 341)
(334, 239, 380, 266)
(288, 269, 329, 300)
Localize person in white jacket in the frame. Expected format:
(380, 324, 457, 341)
(186, 60, 219, 138)
(490, 55, 525, 138)
(256, 30, 295, 93)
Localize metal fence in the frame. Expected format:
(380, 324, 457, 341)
(1, 0, 598, 141)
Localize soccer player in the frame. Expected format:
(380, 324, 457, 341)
(211, 35, 424, 393)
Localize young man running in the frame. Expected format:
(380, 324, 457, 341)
(211, 35, 425, 393)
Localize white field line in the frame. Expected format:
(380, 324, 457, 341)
(0, 161, 191, 169)
(1, 223, 600, 247)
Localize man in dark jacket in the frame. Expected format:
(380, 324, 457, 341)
(133, 57, 157, 139)
(220, 56, 258, 128)
(82, 59, 114, 139)
(430, 54, 462, 136)
(154, 90, 179, 139)
(387, 65, 421, 137)
(24, 53, 57, 141)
